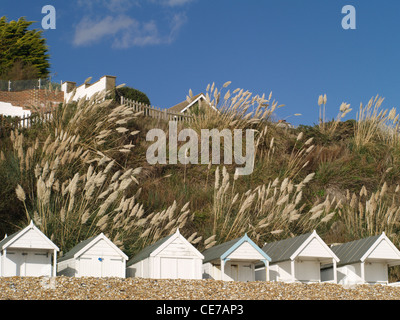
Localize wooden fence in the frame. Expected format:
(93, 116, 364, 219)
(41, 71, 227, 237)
(0, 111, 52, 132)
(1, 97, 193, 134)
(121, 97, 193, 123)
(19, 112, 53, 129)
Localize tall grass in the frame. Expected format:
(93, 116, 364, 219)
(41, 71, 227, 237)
(317, 93, 352, 138)
(11, 90, 193, 255)
(205, 166, 336, 248)
(4, 80, 400, 259)
(354, 95, 400, 149)
(189, 81, 283, 132)
(330, 183, 400, 243)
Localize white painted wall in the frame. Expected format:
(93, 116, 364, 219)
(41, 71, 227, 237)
(0, 101, 31, 117)
(127, 236, 203, 279)
(0, 222, 58, 277)
(368, 239, 400, 260)
(203, 261, 257, 282)
(10, 228, 52, 249)
(58, 238, 126, 278)
(295, 259, 320, 282)
(256, 261, 292, 282)
(128, 255, 203, 279)
(297, 238, 336, 259)
(226, 242, 266, 261)
(365, 262, 388, 283)
(334, 261, 389, 285)
(257, 259, 323, 283)
(336, 263, 364, 285)
(62, 76, 116, 102)
(270, 261, 292, 282)
(57, 259, 76, 277)
(2, 249, 53, 277)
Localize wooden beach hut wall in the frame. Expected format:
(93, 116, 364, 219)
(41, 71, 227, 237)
(255, 231, 339, 283)
(57, 233, 128, 278)
(126, 229, 204, 279)
(0, 221, 59, 277)
(321, 232, 400, 285)
(202, 234, 271, 282)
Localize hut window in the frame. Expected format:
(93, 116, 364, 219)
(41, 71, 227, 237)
(35, 253, 49, 257)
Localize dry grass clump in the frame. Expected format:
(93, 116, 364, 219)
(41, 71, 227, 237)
(283, 132, 314, 179)
(354, 95, 400, 149)
(330, 183, 400, 244)
(317, 93, 352, 138)
(204, 166, 337, 249)
(189, 82, 283, 132)
(10, 90, 193, 255)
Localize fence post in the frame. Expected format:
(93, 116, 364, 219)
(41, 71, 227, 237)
(8, 80, 11, 92)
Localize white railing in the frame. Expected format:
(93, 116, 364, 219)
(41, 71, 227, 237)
(122, 97, 193, 123)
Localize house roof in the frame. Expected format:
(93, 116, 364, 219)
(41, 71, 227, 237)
(0, 220, 59, 251)
(126, 229, 205, 267)
(330, 233, 384, 267)
(58, 233, 128, 262)
(202, 237, 241, 263)
(58, 235, 98, 262)
(126, 234, 174, 267)
(260, 232, 314, 265)
(202, 234, 271, 264)
(168, 93, 206, 113)
(0, 230, 21, 250)
(257, 230, 339, 268)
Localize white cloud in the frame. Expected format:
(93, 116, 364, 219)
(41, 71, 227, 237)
(76, 0, 138, 12)
(113, 20, 162, 48)
(73, 15, 136, 46)
(72, 0, 190, 48)
(151, 0, 193, 7)
(73, 12, 187, 48)
(166, 12, 187, 43)
(77, 0, 192, 10)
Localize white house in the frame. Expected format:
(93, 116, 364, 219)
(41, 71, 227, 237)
(0, 101, 31, 118)
(126, 229, 204, 280)
(62, 75, 116, 102)
(202, 234, 271, 282)
(321, 232, 400, 285)
(255, 231, 340, 283)
(168, 93, 217, 115)
(0, 220, 59, 277)
(57, 233, 128, 278)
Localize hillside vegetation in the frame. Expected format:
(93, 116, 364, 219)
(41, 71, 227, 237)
(1, 83, 400, 279)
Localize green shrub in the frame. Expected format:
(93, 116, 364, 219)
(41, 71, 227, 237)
(112, 86, 151, 105)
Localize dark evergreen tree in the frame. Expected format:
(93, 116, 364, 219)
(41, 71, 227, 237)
(0, 16, 50, 80)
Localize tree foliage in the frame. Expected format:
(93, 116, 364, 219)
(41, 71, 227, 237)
(0, 16, 50, 80)
(113, 86, 151, 105)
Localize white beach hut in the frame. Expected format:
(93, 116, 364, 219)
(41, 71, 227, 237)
(57, 233, 128, 278)
(202, 234, 271, 282)
(126, 229, 204, 279)
(255, 231, 340, 283)
(321, 232, 400, 285)
(0, 221, 59, 277)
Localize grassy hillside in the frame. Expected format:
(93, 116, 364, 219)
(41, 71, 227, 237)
(1, 84, 400, 279)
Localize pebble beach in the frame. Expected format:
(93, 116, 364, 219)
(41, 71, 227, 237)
(1, 276, 400, 300)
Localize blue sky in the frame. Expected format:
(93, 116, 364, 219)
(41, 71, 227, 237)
(2, 0, 400, 126)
